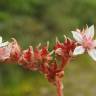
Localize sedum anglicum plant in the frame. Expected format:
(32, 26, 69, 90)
(0, 25, 95, 96)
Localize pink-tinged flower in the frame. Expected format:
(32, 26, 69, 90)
(54, 37, 75, 57)
(9, 38, 21, 61)
(72, 25, 96, 61)
(54, 37, 75, 69)
(0, 38, 21, 63)
(19, 43, 53, 71)
(34, 43, 53, 62)
(18, 46, 36, 70)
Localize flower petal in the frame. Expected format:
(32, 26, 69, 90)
(88, 49, 96, 61)
(71, 31, 83, 42)
(0, 36, 2, 43)
(73, 46, 85, 55)
(84, 25, 94, 39)
(92, 40, 96, 47)
(0, 41, 9, 47)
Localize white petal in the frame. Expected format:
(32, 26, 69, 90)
(73, 46, 85, 55)
(0, 41, 9, 47)
(0, 36, 2, 43)
(88, 49, 96, 61)
(71, 31, 83, 42)
(84, 25, 94, 39)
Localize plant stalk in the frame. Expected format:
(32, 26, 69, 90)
(56, 77, 63, 96)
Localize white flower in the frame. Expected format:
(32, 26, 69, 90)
(72, 25, 96, 61)
(0, 36, 9, 47)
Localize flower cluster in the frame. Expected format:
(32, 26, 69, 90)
(0, 25, 95, 96)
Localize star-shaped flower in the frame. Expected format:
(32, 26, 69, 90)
(72, 25, 96, 61)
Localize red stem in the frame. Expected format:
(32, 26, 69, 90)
(56, 77, 63, 96)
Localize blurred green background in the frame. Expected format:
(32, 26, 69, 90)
(0, 0, 96, 96)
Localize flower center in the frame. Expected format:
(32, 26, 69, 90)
(83, 36, 93, 49)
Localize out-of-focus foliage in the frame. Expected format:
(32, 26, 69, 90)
(0, 0, 96, 96)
